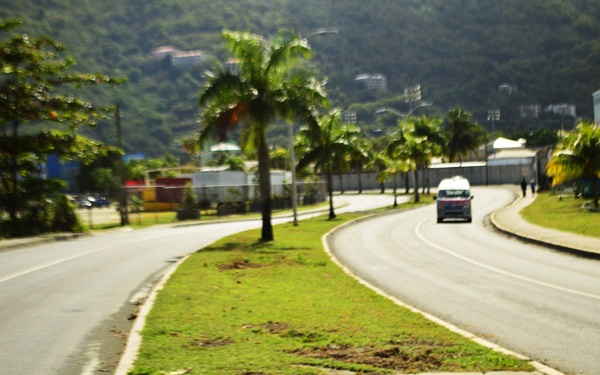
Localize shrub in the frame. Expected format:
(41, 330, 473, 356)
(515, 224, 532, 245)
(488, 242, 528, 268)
(177, 183, 200, 221)
(51, 194, 83, 232)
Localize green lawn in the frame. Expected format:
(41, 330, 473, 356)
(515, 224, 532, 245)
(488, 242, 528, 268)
(130, 202, 532, 375)
(522, 192, 600, 238)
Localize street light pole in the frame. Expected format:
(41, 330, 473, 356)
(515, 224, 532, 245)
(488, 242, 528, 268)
(404, 84, 421, 113)
(290, 28, 338, 226)
(375, 101, 434, 196)
(487, 108, 500, 134)
(375, 102, 433, 118)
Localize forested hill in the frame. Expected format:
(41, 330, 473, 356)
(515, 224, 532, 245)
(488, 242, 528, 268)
(2, 0, 600, 156)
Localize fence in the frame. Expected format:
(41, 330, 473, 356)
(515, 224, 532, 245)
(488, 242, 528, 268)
(329, 162, 538, 192)
(124, 181, 328, 213)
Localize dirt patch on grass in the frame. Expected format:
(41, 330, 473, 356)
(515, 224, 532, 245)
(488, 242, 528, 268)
(187, 337, 234, 348)
(218, 258, 264, 271)
(290, 341, 454, 373)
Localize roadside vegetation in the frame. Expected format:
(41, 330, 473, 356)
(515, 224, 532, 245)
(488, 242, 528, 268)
(521, 192, 600, 239)
(129, 201, 533, 375)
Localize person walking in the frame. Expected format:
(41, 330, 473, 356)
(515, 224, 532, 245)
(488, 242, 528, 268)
(530, 179, 536, 195)
(520, 178, 527, 197)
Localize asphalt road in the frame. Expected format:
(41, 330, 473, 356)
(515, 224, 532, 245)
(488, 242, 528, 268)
(328, 186, 600, 375)
(0, 193, 397, 375)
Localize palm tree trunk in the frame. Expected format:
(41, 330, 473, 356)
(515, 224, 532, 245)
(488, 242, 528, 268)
(413, 168, 420, 203)
(393, 173, 398, 207)
(258, 140, 274, 241)
(327, 172, 336, 219)
(591, 173, 599, 210)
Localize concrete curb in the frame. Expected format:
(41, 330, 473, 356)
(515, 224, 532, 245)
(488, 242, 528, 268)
(114, 252, 194, 375)
(321, 212, 566, 375)
(490, 195, 600, 259)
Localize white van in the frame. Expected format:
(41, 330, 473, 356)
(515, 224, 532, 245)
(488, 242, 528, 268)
(433, 176, 473, 223)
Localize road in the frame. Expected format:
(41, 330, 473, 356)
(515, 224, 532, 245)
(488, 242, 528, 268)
(328, 186, 600, 375)
(0, 193, 397, 375)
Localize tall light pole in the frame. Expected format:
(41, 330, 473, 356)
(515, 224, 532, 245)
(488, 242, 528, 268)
(375, 102, 434, 195)
(290, 28, 338, 226)
(375, 102, 433, 118)
(404, 84, 422, 112)
(487, 108, 500, 134)
(485, 109, 500, 186)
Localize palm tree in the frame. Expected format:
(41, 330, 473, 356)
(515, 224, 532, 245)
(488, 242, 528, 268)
(376, 152, 410, 207)
(367, 151, 389, 193)
(547, 120, 600, 209)
(348, 138, 372, 194)
(198, 30, 327, 241)
(388, 117, 443, 203)
(411, 115, 445, 193)
(444, 108, 485, 163)
(296, 109, 360, 219)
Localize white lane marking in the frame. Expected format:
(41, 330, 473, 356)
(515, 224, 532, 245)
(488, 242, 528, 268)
(415, 219, 600, 301)
(0, 235, 170, 284)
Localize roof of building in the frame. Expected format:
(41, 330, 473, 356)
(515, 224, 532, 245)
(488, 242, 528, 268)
(209, 142, 241, 152)
(429, 161, 487, 169)
(493, 137, 526, 149)
(490, 148, 537, 159)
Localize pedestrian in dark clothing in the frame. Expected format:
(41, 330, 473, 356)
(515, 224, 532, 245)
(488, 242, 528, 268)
(520, 178, 527, 197)
(530, 179, 536, 195)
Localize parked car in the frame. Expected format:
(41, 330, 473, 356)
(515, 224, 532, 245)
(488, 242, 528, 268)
(79, 195, 112, 208)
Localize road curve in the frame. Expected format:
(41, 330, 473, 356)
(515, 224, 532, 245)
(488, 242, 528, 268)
(0, 193, 397, 375)
(328, 186, 600, 375)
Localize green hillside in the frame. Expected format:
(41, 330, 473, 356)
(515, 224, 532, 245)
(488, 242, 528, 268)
(2, 0, 600, 157)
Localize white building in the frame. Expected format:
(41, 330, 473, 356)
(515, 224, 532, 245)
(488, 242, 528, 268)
(152, 46, 209, 67)
(544, 103, 577, 118)
(593, 89, 600, 125)
(487, 137, 536, 166)
(182, 169, 288, 203)
(355, 73, 387, 90)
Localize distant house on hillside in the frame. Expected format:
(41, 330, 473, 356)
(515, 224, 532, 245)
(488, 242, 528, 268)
(593, 89, 600, 125)
(152, 46, 210, 67)
(355, 73, 387, 90)
(544, 103, 577, 118)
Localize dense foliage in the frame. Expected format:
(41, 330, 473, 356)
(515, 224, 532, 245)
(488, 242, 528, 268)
(547, 121, 600, 209)
(0, 19, 122, 236)
(197, 30, 326, 241)
(1, 0, 599, 156)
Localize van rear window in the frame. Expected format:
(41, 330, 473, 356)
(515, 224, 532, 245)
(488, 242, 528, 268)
(439, 190, 469, 198)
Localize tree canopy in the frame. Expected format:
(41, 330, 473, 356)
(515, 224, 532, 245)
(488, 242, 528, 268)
(296, 109, 361, 219)
(197, 30, 327, 241)
(0, 19, 123, 236)
(2, 1, 599, 155)
(547, 121, 600, 209)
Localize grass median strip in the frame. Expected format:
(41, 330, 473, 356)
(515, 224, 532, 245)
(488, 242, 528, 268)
(130, 209, 533, 375)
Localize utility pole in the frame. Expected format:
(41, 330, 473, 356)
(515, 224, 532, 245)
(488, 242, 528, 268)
(116, 105, 129, 226)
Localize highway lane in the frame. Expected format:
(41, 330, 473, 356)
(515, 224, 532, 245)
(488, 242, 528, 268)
(0, 193, 397, 375)
(328, 186, 600, 375)
(0, 221, 264, 374)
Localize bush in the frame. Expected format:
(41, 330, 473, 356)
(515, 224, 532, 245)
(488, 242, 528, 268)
(50, 194, 83, 232)
(177, 183, 200, 221)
